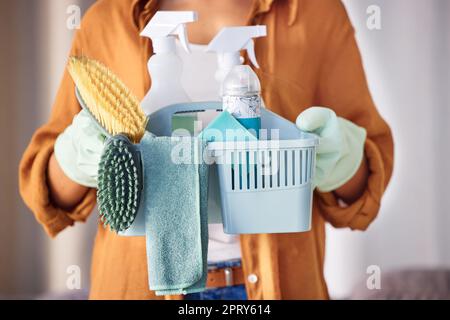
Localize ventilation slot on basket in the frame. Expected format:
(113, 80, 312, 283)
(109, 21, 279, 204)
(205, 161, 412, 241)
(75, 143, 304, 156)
(292, 150, 296, 186)
(227, 147, 314, 192)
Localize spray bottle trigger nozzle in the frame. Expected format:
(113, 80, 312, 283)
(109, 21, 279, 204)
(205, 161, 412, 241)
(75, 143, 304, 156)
(245, 40, 259, 69)
(140, 11, 197, 53)
(176, 24, 191, 53)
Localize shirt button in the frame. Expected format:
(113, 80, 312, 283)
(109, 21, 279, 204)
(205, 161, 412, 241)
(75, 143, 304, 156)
(247, 274, 258, 284)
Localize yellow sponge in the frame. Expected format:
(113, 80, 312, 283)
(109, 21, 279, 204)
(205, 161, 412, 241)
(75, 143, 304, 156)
(68, 56, 147, 143)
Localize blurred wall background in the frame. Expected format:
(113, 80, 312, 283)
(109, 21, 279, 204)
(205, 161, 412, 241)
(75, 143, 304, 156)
(326, 0, 450, 298)
(0, 0, 449, 299)
(0, 0, 96, 298)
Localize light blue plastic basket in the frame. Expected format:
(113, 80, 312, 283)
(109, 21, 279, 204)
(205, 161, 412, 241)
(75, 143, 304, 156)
(119, 102, 319, 236)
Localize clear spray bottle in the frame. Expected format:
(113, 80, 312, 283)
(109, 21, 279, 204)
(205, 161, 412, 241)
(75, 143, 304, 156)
(206, 26, 267, 138)
(222, 65, 262, 138)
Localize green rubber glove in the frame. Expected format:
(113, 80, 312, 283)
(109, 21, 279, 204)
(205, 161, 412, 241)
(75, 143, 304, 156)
(296, 107, 367, 192)
(54, 110, 107, 188)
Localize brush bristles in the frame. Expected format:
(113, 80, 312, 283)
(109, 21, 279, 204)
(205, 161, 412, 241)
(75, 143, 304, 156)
(68, 56, 147, 143)
(97, 136, 141, 233)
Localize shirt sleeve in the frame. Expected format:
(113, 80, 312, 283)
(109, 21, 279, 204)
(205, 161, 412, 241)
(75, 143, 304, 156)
(18, 28, 97, 238)
(313, 1, 394, 230)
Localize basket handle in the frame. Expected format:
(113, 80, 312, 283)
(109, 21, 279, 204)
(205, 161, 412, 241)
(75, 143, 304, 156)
(146, 101, 223, 136)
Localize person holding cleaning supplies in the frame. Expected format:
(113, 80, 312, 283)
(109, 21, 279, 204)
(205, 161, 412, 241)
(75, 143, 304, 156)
(19, 0, 393, 300)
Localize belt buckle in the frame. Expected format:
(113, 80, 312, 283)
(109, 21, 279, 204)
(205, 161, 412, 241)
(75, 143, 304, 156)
(224, 267, 234, 287)
(208, 265, 219, 272)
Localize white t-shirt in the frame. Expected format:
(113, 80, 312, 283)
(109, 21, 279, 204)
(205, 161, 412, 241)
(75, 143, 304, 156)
(176, 41, 242, 263)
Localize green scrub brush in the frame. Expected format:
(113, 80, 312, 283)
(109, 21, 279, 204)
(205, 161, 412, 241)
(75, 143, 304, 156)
(97, 134, 143, 233)
(67, 56, 148, 233)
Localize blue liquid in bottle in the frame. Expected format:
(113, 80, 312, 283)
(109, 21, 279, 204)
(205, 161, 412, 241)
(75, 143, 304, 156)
(223, 65, 262, 186)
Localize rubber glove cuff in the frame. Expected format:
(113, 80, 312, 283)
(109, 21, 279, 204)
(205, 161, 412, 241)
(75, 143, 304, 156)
(54, 110, 106, 188)
(296, 107, 367, 192)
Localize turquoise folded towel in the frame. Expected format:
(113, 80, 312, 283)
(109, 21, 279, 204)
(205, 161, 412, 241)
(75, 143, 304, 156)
(198, 110, 258, 142)
(140, 132, 209, 295)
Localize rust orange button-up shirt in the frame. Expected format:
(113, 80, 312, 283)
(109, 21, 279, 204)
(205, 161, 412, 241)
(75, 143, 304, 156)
(19, 0, 393, 300)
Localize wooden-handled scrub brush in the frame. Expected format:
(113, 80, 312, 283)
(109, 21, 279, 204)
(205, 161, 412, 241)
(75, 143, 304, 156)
(68, 56, 147, 232)
(68, 56, 147, 143)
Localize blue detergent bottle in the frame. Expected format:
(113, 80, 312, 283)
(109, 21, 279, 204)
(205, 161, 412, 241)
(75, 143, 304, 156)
(222, 65, 262, 138)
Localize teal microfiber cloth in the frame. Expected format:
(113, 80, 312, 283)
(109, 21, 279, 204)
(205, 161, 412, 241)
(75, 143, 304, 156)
(140, 132, 209, 295)
(198, 110, 258, 142)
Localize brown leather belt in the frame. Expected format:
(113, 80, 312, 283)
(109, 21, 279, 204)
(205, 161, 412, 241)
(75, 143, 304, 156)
(206, 265, 245, 288)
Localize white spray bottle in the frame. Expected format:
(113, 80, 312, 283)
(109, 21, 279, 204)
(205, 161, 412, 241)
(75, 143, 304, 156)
(140, 11, 198, 115)
(207, 26, 267, 137)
